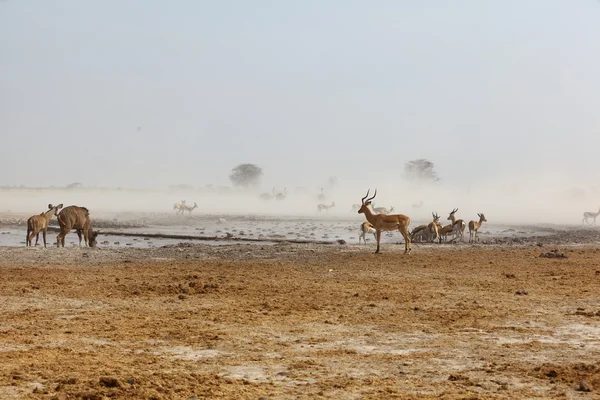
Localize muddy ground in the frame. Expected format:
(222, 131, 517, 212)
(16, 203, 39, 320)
(1, 233, 600, 400)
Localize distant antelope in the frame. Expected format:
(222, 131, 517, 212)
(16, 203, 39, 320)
(582, 207, 600, 225)
(358, 221, 377, 244)
(317, 202, 335, 212)
(358, 189, 411, 254)
(179, 202, 198, 215)
(447, 208, 466, 242)
(173, 200, 186, 212)
(260, 188, 275, 201)
(56, 205, 98, 248)
(26, 203, 63, 247)
(350, 204, 361, 213)
(427, 212, 442, 243)
(372, 205, 395, 215)
(276, 188, 288, 201)
(468, 213, 487, 243)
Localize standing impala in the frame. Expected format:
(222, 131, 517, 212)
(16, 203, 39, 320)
(447, 208, 466, 242)
(582, 207, 600, 225)
(468, 213, 487, 243)
(358, 189, 411, 254)
(427, 212, 442, 243)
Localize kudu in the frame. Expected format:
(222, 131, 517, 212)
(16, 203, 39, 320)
(56, 205, 98, 248)
(26, 203, 63, 247)
(358, 189, 411, 254)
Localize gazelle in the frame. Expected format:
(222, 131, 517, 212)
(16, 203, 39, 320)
(582, 207, 600, 225)
(358, 189, 411, 254)
(259, 188, 275, 201)
(427, 212, 442, 243)
(179, 202, 198, 215)
(468, 213, 487, 243)
(358, 221, 377, 244)
(26, 203, 63, 247)
(56, 205, 98, 248)
(276, 188, 287, 201)
(447, 208, 466, 242)
(372, 205, 395, 215)
(317, 202, 335, 212)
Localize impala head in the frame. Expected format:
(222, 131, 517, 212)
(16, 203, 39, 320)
(477, 213, 487, 222)
(447, 208, 458, 221)
(358, 189, 377, 214)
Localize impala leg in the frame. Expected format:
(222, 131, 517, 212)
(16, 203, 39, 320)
(43, 230, 47, 248)
(400, 227, 411, 254)
(375, 230, 381, 253)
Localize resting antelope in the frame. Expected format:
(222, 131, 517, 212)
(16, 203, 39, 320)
(358, 221, 377, 244)
(468, 213, 487, 243)
(179, 202, 198, 215)
(56, 205, 98, 248)
(582, 207, 600, 225)
(447, 208, 466, 242)
(427, 212, 442, 243)
(260, 188, 275, 201)
(26, 203, 63, 247)
(317, 202, 335, 212)
(372, 205, 395, 215)
(276, 188, 287, 201)
(358, 189, 411, 254)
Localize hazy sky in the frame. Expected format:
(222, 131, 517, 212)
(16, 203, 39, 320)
(1, 1, 599, 189)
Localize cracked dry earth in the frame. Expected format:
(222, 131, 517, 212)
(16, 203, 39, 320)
(0, 243, 599, 399)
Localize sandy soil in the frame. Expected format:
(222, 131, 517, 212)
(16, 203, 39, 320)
(1, 239, 600, 400)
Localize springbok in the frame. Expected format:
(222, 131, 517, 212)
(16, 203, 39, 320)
(447, 208, 466, 242)
(317, 202, 335, 212)
(427, 212, 442, 243)
(358, 189, 411, 254)
(56, 205, 98, 248)
(173, 200, 186, 212)
(260, 188, 275, 201)
(468, 213, 487, 243)
(179, 202, 198, 215)
(26, 203, 63, 247)
(358, 221, 377, 244)
(276, 188, 288, 201)
(582, 207, 600, 225)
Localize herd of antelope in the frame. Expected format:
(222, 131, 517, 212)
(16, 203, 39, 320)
(355, 189, 488, 254)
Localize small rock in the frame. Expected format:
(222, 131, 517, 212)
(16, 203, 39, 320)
(515, 289, 528, 295)
(577, 380, 593, 392)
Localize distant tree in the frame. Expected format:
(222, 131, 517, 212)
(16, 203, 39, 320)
(404, 159, 440, 183)
(229, 163, 263, 189)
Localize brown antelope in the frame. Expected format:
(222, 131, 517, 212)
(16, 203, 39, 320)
(468, 213, 487, 243)
(26, 204, 63, 247)
(582, 207, 600, 225)
(317, 202, 335, 212)
(56, 205, 98, 248)
(447, 208, 466, 242)
(260, 188, 275, 201)
(438, 224, 454, 243)
(358, 221, 377, 244)
(276, 188, 288, 201)
(410, 224, 428, 242)
(427, 212, 442, 243)
(372, 204, 395, 215)
(179, 202, 198, 215)
(358, 189, 411, 254)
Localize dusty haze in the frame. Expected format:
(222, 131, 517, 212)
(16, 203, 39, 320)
(1, 1, 599, 226)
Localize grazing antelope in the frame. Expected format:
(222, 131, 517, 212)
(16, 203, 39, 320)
(427, 212, 442, 243)
(276, 188, 288, 201)
(468, 213, 487, 243)
(582, 207, 600, 225)
(447, 208, 466, 242)
(26, 203, 63, 247)
(179, 202, 198, 215)
(317, 202, 335, 212)
(372, 205, 395, 215)
(318, 188, 326, 202)
(358, 221, 377, 244)
(260, 188, 275, 201)
(56, 205, 98, 248)
(350, 204, 361, 213)
(358, 189, 411, 254)
(410, 224, 428, 242)
(173, 200, 186, 212)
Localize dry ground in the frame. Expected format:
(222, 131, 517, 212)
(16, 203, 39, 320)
(1, 243, 599, 399)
